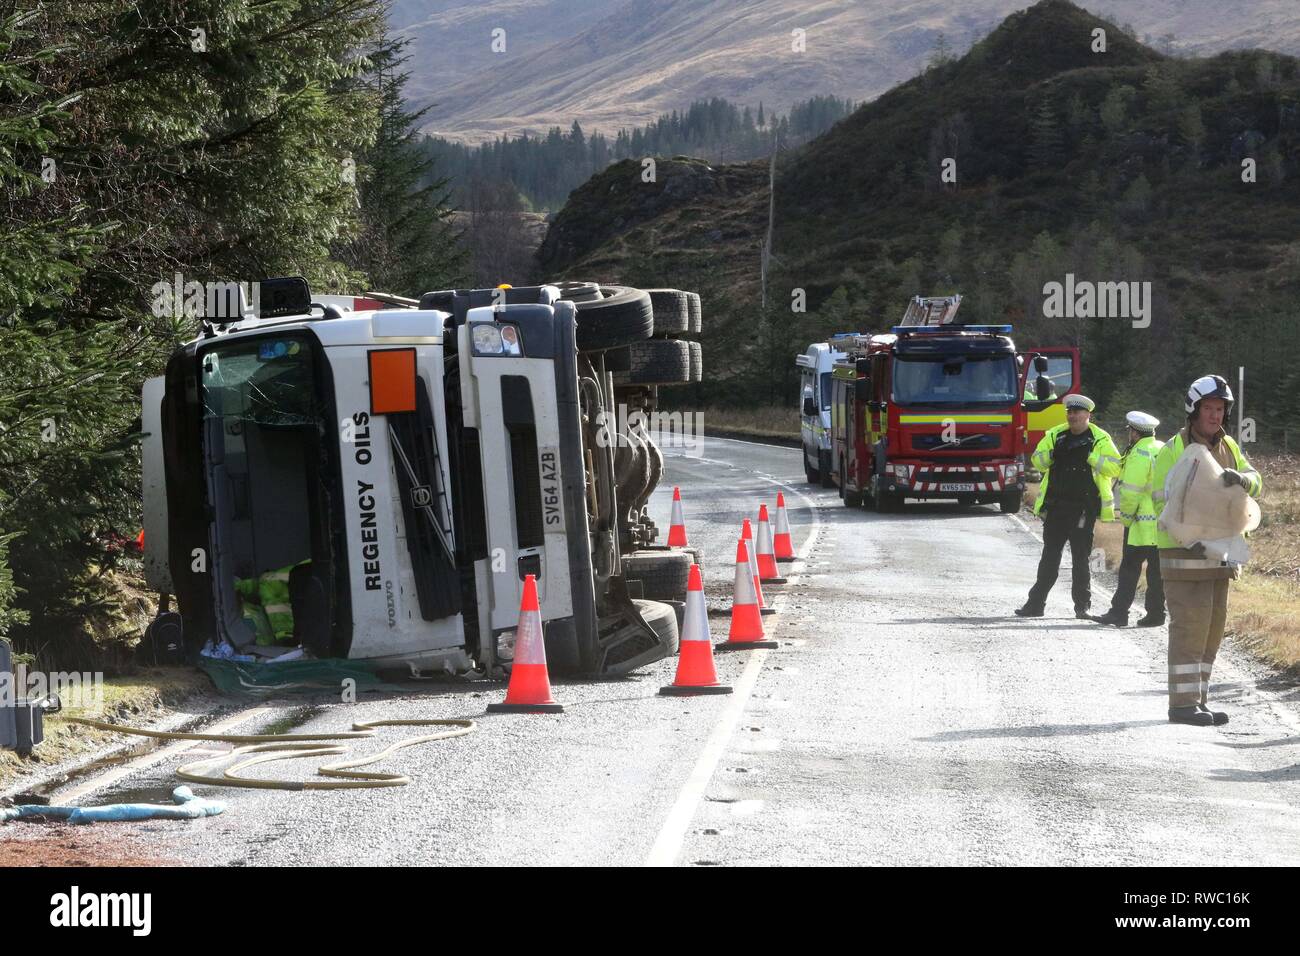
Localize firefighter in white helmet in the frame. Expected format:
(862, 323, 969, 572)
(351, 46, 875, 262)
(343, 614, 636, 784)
(1151, 375, 1262, 727)
(1091, 411, 1165, 628)
(1015, 394, 1123, 619)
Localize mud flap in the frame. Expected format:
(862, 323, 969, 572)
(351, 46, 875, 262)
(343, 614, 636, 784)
(594, 576, 674, 675)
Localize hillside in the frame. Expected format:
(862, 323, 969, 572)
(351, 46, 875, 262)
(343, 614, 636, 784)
(537, 0, 1300, 441)
(392, 0, 1300, 144)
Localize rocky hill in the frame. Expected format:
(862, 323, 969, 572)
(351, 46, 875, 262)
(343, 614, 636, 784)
(537, 0, 1300, 436)
(392, 0, 1300, 144)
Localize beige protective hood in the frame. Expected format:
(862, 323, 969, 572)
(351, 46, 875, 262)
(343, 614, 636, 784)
(1158, 442, 1260, 564)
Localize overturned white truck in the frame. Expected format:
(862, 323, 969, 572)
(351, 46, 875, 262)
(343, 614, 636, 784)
(140, 279, 703, 678)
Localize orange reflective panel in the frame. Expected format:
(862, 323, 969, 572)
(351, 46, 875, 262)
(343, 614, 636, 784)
(368, 348, 417, 415)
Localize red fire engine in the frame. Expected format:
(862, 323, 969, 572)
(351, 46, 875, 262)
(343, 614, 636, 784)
(829, 296, 1073, 513)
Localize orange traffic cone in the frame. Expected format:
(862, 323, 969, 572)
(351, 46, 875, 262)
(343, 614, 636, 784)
(755, 504, 787, 584)
(717, 539, 777, 652)
(667, 486, 688, 547)
(741, 519, 775, 617)
(660, 565, 732, 695)
(773, 492, 795, 561)
(487, 575, 564, 713)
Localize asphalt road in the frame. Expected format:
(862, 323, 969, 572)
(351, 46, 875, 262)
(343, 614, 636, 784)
(32, 436, 1300, 866)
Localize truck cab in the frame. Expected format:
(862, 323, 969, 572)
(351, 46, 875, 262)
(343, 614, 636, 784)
(141, 279, 683, 680)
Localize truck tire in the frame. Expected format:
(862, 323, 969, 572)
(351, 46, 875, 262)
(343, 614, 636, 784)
(842, 462, 863, 507)
(634, 598, 680, 656)
(646, 289, 690, 335)
(686, 292, 702, 334)
(805, 454, 820, 485)
(604, 346, 630, 372)
(819, 450, 834, 489)
(623, 550, 692, 601)
(688, 341, 702, 382)
(999, 491, 1023, 514)
(874, 480, 897, 513)
(552, 279, 603, 303)
(568, 285, 654, 352)
(612, 339, 691, 386)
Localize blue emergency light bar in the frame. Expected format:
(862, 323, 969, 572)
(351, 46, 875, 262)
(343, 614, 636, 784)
(828, 331, 867, 340)
(891, 324, 1012, 335)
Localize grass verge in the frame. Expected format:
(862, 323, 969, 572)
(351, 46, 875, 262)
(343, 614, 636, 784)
(0, 668, 210, 791)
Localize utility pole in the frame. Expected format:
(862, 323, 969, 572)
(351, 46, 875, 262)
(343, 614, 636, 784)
(1237, 365, 1245, 444)
(761, 131, 778, 311)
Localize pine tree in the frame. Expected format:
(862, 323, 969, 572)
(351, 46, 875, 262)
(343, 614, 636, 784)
(1029, 99, 1064, 171)
(0, 0, 392, 654)
(335, 34, 466, 295)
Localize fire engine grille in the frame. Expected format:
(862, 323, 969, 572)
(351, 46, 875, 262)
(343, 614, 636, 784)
(913, 467, 1003, 490)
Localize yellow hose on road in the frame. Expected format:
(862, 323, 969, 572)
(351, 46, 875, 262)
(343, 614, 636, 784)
(68, 716, 476, 791)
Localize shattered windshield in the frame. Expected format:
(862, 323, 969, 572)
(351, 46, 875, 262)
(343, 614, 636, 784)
(200, 335, 321, 427)
(893, 353, 1018, 406)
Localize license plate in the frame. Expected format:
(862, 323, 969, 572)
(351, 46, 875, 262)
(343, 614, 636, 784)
(939, 483, 976, 492)
(539, 447, 565, 532)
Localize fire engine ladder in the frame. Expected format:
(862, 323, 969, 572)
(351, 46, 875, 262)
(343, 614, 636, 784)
(898, 294, 963, 327)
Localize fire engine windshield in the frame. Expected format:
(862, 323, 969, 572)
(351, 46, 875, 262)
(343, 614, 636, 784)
(893, 353, 1018, 406)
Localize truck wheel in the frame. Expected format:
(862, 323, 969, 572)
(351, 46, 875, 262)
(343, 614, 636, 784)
(634, 598, 680, 656)
(604, 346, 630, 372)
(612, 339, 691, 386)
(646, 289, 690, 335)
(623, 550, 693, 602)
(552, 279, 602, 303)
(568, 285, 654, 352)
(819, 451, 834, 489)
(1000, 491, 1023, 514)
(686, 292, 702, 334)
(688, 341, 702, 382)
(805, 455, 820, 485)
(873, 478, 896, 513)
(842, 463, 863, 507)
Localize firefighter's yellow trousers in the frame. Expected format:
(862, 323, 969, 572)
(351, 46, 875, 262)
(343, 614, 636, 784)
(1164, 577, 1230, 708)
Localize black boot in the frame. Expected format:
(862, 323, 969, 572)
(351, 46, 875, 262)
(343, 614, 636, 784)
(1168, 705, 1215, 726)
(1198, 704, 1229, 726)
(1091, 609, 1128, 627)
(1135, 613, 1165, 627)
(1074, 604, 1091, 619)
(1014, 604, 1045, 618)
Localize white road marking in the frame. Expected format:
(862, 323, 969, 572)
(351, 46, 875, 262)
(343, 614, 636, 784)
(646, 471, 823, 866)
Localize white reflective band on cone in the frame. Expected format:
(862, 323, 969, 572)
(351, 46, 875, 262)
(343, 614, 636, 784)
(670, 495, 685, 527)
(734, 543, 757, 603)
(757, 517, 774, 555)
(513, 609, 547, 665)
(775, 502, 791, 536)
(683, 585, 710, 642)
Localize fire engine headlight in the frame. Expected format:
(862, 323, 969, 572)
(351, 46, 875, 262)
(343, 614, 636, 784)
(1003, 464, 1020, 481)
(893, 464, 909, 482)
(471, 323, 504, 355)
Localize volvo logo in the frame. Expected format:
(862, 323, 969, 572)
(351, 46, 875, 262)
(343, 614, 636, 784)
(411, 485, 432, 508)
